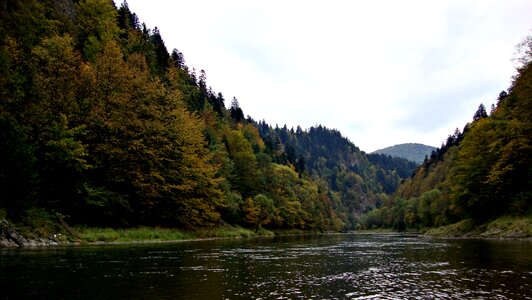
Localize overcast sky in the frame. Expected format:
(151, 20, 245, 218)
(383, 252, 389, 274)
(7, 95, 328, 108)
(116, 0, 532, 152)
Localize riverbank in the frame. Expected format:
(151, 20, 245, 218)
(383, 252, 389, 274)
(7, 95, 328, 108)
(3, 214, 531, 247)
(0, 218, 281, 247)
(0, 219, 60, 247)
(424, 215, 532, 240)
(75, 225, 277, 244)
(351, 215, 532, 241)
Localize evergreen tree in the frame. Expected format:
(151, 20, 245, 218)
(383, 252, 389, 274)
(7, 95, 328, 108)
(473, 103, 488, 121)
(230, 97, 245, 124)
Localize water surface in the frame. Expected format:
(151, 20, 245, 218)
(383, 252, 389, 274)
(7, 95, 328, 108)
(1, 234, 531, 299)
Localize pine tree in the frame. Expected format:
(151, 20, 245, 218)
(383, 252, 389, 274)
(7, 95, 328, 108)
(472, 103, 488, 121)
(230, 97, 245, 123)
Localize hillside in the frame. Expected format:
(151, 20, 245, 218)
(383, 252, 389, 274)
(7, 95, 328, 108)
(256, 123, 414, 218)
(372, 143, 436, 164)
(0, 0, 405, 233)
(366, 153, 419, 179)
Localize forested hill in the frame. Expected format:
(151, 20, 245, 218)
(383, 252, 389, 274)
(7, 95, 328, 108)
(360, 45, 532, 231)
(255, 123, 418, 219)
(372, 143, 436, 164)
(0, 0, 412, 232)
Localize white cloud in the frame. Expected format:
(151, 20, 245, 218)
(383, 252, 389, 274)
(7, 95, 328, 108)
(117, 0, 532, 152)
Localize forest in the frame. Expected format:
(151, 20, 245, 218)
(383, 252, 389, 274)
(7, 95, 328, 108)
(0, 0, 417, 234)
(0, 0, 530, 237)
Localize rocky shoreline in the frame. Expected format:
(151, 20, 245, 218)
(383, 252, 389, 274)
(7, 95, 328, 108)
(0, 219, 59, 247)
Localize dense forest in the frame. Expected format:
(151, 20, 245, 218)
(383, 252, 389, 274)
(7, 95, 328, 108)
(255, 123, 417, 221)
(0, 0, 418, 233)
(360, 49, 532, 230)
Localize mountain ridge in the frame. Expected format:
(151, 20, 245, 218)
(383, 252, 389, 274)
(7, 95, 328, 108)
(372, 143, 436, 164)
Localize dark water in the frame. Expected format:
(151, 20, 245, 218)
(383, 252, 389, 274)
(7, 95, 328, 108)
(1, 234, 531, 299)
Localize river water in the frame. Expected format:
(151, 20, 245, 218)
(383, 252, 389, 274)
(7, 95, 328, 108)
(1, 234, 531, 299)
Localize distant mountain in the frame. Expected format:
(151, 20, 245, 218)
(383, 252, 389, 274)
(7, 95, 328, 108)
(372, 143, 436, 164)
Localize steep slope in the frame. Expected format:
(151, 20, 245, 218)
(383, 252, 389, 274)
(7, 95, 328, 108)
(366, 153, 419, 179)
(256, 123, 403, 223)
(372, 143, 436, 164)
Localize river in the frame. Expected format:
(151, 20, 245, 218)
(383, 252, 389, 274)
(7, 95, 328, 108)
(1, 234, 531, 299)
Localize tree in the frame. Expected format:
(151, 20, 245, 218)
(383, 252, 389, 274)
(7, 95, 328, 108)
(224, 130, 260, 198)
(29, 35, 92, 220)
(295, 154, 306, 175)
(117, 0, 139, 31)
(0, 0, 58, 49)
(251, 194, 274, 232)
(150, 27, 169, 74)
(37, 114, 90, 218)
(31, 35, 81, 126)
(266, 164, 305, 228)
(75, 41, 225, 227)
(75, 0, 120, 60)
(230, 97, 245, 124)
(171, 48, 186, 69)
(243, 197, 259, 227)
(473, 103, 488, 121)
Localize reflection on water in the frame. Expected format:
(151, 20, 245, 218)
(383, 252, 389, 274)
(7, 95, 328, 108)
(1, 234, 531, 299)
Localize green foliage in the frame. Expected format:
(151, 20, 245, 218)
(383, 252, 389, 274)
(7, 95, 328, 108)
(0, 2, 227, 229)
(76, 226, 193, 243)
(31, 35, 81, 123)
(0, 0, 59, 49)
(76, 225, 272, 243)
(257, 122, 402, 228)
(424, 219, 479, 236)
(242, 194, 275, 232)
(75, 0, 120, 58)
(367, 153, 419, 180)
(195, 225, 272, 238)
(451, 118, 501, 219)
(20, 208, 60, 238)
(451, 59, 532, 221)
(225, 130, 260, 198)
(482, 215, 532, 238)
